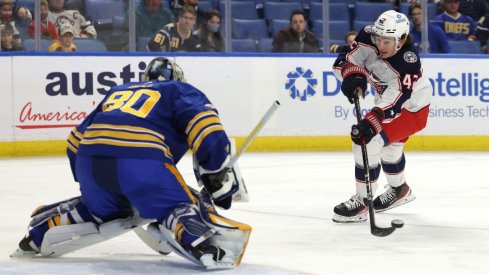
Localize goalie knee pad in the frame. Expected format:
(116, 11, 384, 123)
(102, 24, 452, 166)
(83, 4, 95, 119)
(159, 191, 251, 269)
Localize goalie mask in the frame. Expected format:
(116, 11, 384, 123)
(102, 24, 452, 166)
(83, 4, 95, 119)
(142, 57, 186, 82)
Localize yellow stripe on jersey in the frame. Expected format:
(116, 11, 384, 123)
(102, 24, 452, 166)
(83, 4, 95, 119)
(83, 129, 166, 145)
(185, 110, 218, 134)
(191, 125, 225, 152)
(165, 163, 197, 205)
(187, 116, 221, 146)
(67, 142, 78, 154)
(186, 111, 225, 152)
(88, 124, 166, 142)
(81, 138, 173, 159)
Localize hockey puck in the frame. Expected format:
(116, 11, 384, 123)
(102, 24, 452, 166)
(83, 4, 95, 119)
(391, 219, 404, 228)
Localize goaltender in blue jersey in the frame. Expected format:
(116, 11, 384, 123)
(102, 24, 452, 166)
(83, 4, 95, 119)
(12, 57, 251, 269)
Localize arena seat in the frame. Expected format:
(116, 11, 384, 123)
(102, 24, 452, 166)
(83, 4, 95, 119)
(448, 40, 482, 54)
(73, 39, 108, 52)
(354, 2, 395, 22)
(270, 19, 290, 37)
(232, 39, 257, 52)
(219, 1, 259, 20)
(263, 2, 303, 21)
(313, 20, 350, 41)
(309, 3, 350, 22)
(232, 18, 269, 39)
(258, 38, 273, 52)
(22, 39, 52, 52)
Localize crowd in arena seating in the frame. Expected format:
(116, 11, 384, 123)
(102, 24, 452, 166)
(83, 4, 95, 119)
(2, 0, 489, 53)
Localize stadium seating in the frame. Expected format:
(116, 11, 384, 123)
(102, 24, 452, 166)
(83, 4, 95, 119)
(137, 36, 151, 52)
(263, 2, 303, 21)
(219, 1, 259, 20)
(448, 40, 482, 54)
(74, 39, 108, 52)
(270, 19, 290, 37)
(313, 20, 350, 41)
(85, 0, 125, 29)
(258, 38, 273, 52)
(353, 20, 374, 33)
(354, 2, 395, 22)
(399, 2, 437, 19)
(15, 0, 34, 11)
(232, 18, 269, 39)
(198, 1, 214, 12)
(309, 3, 350, 22)
(23, 39, 52, 52)
(232, 39, 257, 52)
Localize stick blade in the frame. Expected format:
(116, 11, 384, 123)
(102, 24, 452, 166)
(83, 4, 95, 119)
(371, 226, 396, 237)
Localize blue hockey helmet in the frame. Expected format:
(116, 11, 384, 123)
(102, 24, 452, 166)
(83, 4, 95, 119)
(142, 57, 186, 82)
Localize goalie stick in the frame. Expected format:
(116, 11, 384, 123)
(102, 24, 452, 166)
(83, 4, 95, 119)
(134, 100, 281, 252)
(353, 92, 403, 237)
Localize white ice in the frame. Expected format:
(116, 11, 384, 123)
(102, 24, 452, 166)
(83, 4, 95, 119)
(1, 152, 489, 275)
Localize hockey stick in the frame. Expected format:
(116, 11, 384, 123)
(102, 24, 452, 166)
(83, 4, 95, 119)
(353, 92, 403, 237)
(213, 100, 281, 202)
(227, 100, 281, 170)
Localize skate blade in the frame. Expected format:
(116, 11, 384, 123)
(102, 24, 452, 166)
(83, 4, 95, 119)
(332, 214, 368, 224)
(10, 248, 37, 258)
(375, 194, 416, 213)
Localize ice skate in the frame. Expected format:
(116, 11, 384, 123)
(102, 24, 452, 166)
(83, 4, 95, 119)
(373, 183, 415, 212)
(10, 236, 39, 258)
(332, 194, 368, 223)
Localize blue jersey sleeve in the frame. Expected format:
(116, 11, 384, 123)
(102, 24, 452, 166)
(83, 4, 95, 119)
(172, 83, 230, 171)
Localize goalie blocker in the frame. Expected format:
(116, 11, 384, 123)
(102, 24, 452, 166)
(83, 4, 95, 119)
(193, 138, 249, 210)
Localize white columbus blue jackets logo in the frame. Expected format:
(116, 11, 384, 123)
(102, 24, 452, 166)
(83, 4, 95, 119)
(285, 67, 317, 101)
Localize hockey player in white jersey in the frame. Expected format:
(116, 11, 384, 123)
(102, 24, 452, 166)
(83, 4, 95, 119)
(331, 10, 432, 223)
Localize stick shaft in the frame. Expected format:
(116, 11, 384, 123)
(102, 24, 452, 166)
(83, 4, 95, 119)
(227, 100, 280, 168)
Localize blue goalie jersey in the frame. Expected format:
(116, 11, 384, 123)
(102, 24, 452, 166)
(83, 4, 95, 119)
(66, 80, 230, 179)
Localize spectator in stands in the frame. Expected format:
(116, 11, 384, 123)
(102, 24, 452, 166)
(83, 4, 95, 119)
(410, 2, 451, 53)
(15, 6, 32, 23)
(272, 10, 319, 53)
(48, 0, 97, 39)
(124, 0, 174, 38)
(13, 5, 32, 40)
(28, 0, 58, 40)
(329, 31, 358, 53)
(48, 22, 76, 51)
(434, 0, 477, 40)
(1, 22, 24, 51)
(194, 9, 223, 52)
(0, 0, 21, 44)
(171, 0, 205, 26)
(148, 5, 201, 52)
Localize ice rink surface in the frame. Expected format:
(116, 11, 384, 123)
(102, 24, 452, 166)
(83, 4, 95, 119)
(1, 152, 489, 275)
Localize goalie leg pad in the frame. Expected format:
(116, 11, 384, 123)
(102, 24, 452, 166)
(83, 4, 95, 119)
(39, 218, 137, 256)
(159, 192, 251, 269)
(14, 197, 149, 257)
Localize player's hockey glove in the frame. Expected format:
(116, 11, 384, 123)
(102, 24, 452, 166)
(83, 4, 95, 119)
(341, 62, 368, 104)
(351, 107, 384, 145)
